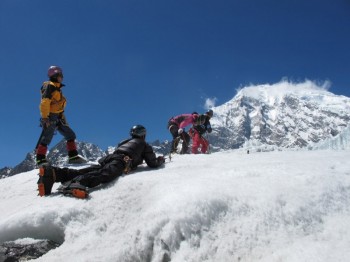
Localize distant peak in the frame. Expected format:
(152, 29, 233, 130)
(236, 79, 332, 103)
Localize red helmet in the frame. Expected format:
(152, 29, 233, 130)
(47, 66, 63, 78)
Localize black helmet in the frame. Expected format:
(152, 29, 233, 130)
(194, 114, 206, 125)
(130, 125, 147, 138)
(206, 109, 213, 118)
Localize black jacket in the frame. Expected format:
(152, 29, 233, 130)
(194, 116, 212, 135)
(99, 137, 161, 169)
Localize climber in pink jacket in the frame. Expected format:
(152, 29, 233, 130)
(167, 113, 206, 154)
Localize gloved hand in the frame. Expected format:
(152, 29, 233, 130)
(40, 118, 50, 128)
(157, 156, 165, 165)
(178, 128, 183, 135)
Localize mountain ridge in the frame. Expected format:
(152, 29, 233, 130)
(2, 81, 350, 178)
(209, 80, 350, 150)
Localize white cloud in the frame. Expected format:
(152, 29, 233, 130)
(204, 97, 217, 109)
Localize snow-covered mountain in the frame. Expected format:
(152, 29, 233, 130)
(2, 80, 350, 177)
(1, 150, 350, 261)
(0, 141, 106, 178)
(0, 167, 11, 179)
(45, 140, 106, 166)
(209, 80, 350, 151)
(0, 141, 170, 179)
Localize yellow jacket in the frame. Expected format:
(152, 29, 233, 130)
(39, 81, 67, 118)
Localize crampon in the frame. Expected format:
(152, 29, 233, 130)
(57, 181, 89, 199)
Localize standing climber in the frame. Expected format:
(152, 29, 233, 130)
(189, 109, 213, 154)
(35, 65, 86, 166)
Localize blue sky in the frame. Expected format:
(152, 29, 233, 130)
(1, 0, 349, 167)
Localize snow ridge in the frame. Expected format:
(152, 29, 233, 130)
(1, 150, 350, 261)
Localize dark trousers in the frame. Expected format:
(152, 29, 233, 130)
(168, 123, 190, 154)
(39, 113, 76, 146)
(54, 156, 126, 188)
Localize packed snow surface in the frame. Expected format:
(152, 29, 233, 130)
(1, 149, 350, 262)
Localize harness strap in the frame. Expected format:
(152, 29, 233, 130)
(122, 155, 133, 174)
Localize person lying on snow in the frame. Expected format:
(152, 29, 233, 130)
(37, 125, 165, 198)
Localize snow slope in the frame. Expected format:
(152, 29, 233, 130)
(1, 150, 350, 262)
